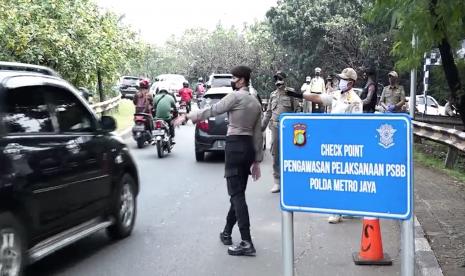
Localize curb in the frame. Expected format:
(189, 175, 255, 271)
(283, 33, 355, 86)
(414, 215, 443, 276)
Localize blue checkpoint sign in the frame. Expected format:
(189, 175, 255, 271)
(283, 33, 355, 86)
(280, 114, 412, 220)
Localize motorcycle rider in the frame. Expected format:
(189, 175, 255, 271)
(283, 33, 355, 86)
(195, 77, 206, 98)
(133, 79, 155, 135)
(178, 81, 193, 113)
(153, 88, 178, 141)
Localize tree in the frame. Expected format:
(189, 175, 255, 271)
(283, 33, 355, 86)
(0, 0, 143, 98)
(368, 0, 465, 125)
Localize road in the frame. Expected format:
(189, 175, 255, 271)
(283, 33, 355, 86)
(27, 123, 401, 276)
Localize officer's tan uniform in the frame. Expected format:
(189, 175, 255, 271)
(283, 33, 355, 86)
(379, 84, 406, 112)
(304, 76, 326, 113)
(262, 86, 299, 191)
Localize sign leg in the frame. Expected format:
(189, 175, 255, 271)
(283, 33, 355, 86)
(401, 217, 415, 276)
(282, 211, 294, 276)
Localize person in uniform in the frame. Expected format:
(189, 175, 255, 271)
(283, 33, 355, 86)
(303, 67, 326, 113)
(262, 71, 300, 193)
(360, 68, 378, 113)
(300, 76, 311, 93)
(174, 66, 263, 256)
(294, 67, 363, 223)
(379, 71, 405, 113)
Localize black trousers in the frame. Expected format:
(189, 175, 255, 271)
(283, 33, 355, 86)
(223, 135, 255, 241)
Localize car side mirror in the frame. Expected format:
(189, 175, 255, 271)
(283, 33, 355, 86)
(100, 116, 117, 132)
(206, 84, 211, 89)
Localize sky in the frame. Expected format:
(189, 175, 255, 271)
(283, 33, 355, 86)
(97, 0, 278, 45)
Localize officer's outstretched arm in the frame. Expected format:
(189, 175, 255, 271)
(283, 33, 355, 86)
(303, 92, 323, 104)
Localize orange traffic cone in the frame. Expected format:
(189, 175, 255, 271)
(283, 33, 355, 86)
(353, 217, 392, 265)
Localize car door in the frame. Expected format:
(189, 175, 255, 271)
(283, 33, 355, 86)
(46, 85, 112, 223)
(0, 84, 72, 237)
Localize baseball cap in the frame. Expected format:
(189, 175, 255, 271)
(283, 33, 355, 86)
(337, 68, 357, 81)
(388, 71, 398, 78)
(305, 76, 311, 81)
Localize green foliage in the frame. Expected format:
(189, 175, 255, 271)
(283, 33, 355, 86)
(265, 0, 393, 86)
(0, 0, 144, 96)
(367, 0, 465, 72)
(429, 61, 465, 104)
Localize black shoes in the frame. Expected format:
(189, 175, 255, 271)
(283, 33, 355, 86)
(227, 240, 256, 256)
(219, 232, 232, 245)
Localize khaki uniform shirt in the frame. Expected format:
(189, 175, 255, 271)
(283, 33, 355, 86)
(307, 76, 326, 94)
(262, 87, 300, 129)
(188, 87, 263, 162)
(380, 84, 406, 106)
(320, 88, 363, 114)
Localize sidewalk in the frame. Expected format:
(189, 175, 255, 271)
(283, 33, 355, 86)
(414, 164, 465, 276)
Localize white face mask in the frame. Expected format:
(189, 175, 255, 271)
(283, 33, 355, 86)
(338, 79, 350, 92)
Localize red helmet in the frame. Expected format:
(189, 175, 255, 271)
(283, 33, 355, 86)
(139, 79, 149, 89)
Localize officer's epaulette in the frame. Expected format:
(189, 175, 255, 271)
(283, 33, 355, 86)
(285, 87, 295, 92)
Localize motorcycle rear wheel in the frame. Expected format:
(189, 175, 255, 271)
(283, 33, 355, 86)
(136, 137, 145, 149)
(156, 140, 164, 158)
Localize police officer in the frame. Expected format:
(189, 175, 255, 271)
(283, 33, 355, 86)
(262, 71, 300, 193)
(303, 67, 326, 113)
(174, 66, 263, 256)
(379, 71, 405, 113)
(299, 67, 362, 223)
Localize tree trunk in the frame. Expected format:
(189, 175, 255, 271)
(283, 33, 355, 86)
(430, 0, 465, 129)
(437, 39, 465, 129)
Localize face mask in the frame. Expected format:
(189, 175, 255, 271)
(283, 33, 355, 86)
(230, 80, 237, 90)
(338, 79, 350, 92)
(275, 80, 284, 87)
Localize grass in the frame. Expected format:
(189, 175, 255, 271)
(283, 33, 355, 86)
(414, 142, 465, 183)
(108, 99, 134, 132)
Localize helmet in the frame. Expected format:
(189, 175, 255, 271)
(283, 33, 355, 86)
(183, 81, 189, 87)
(198, 77, 203, 82)
(274, 71, 287, 81)
(139, 79, 149, 89)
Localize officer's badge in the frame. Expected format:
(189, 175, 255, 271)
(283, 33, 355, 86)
(293, 124, 307, 146)
(377, 124, 396, 149)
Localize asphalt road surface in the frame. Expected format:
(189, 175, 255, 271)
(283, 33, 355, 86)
(27, 123, 401, 276)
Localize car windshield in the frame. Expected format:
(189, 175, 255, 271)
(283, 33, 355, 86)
(427, 97, 437, 106)
(417, 97, 425, 105)
(122, 77, 139, 86)
(211, 77, 232, 87)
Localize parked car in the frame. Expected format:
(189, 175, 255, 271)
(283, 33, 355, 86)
(150, 74, 187, 102)
(0, 62, 139, 275)
(404, 95, 445, 115)
(119, 76, 140, 99)
(194, 87, 231, 161)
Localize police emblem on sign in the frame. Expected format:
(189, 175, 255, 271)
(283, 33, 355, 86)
(293, 124, 307, 146)
(377, 124, 396, 149)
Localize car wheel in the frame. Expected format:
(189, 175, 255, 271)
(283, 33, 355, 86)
(0, 213, 25, 276)
(107, 174, 137, 240)
(195, 151, 204, 162)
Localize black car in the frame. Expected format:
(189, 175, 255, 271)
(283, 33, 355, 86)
(0, 63, 139, 275)
(194, 87, 231, 161)
(119, 76, 140, 99)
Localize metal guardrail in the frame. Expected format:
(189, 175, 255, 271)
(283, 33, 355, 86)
(413, 113, 463, 129)
(413, 120, 465, 168)
(90, 95, 121, 114)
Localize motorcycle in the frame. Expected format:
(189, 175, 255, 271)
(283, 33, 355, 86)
(153, 119, 173, 158)
(132, 113, 154, 148)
